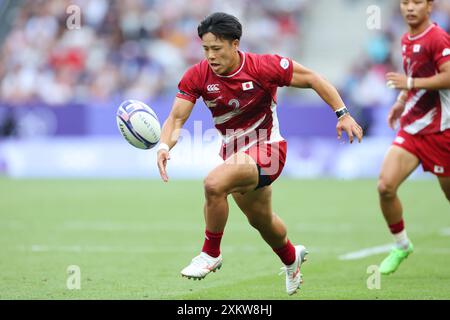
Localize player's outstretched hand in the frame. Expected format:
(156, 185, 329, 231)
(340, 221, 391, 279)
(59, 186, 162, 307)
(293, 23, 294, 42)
(387, 101, 406, 130)
(336, 115, 363, 144)
(157, 150, 170, 182)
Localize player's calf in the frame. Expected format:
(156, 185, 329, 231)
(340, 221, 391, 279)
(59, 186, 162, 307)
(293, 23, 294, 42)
(443, 189, 450, 202)
(437, 177, 450, 202)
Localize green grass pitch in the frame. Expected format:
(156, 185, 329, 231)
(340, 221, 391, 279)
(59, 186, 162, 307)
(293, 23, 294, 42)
(0, 178, 449, 299)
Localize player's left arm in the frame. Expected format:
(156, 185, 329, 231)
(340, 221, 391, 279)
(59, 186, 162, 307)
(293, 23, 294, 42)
(290, 61, 363, 143)
(386, 61, 450, 91)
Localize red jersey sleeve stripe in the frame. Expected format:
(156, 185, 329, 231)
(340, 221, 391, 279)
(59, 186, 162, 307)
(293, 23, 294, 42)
(176, 91, 197, 103)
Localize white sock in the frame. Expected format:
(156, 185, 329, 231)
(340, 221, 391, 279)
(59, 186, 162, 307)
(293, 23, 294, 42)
(393, 230, 410, 250)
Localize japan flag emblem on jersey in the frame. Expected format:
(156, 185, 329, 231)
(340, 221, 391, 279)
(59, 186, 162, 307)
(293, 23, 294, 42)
(242, 81, 254, 91)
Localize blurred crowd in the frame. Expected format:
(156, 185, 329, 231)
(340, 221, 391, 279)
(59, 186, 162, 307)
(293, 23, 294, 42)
(0, 0, 310, 106)
(341, 0, 450, 134)
(1, 0, 448, 117)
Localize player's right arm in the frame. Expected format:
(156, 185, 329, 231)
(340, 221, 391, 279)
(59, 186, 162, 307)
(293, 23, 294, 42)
(290, 61, 363, 143)
(157, 97, 195, 182)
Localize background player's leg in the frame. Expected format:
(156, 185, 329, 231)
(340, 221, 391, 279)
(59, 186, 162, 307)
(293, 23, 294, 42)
(378, 145, 420, 274)
(437, 177, 450, 202)
(378, 145, 419, 228)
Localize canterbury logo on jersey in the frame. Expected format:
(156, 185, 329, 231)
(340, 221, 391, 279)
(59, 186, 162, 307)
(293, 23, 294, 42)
(443, 48, 450, 57)
(413, 44, 421, 53)
(207, 84, 220, 92)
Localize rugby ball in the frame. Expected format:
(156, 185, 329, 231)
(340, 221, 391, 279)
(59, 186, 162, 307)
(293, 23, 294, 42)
(116, 100, 161, 150)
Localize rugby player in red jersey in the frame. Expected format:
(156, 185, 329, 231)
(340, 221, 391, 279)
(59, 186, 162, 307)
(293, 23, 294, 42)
(156, 12, 363, 295)
(379, 0, 450, 275)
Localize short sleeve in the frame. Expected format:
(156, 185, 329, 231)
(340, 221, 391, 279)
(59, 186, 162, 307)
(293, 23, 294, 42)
(176, 65, 201, 103)
(431, 30, 450, 68)
(258, 54, 294, 87)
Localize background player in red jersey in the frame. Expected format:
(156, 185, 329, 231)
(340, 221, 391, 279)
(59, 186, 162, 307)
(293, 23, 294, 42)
(378, 0, 450, 275)
(156, 12, 363, 295)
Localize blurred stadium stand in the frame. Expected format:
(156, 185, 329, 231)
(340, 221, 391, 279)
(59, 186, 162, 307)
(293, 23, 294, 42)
(0, 0, 24, 45)
(0, 0, 310, 105)
(0, 0, 447, 179)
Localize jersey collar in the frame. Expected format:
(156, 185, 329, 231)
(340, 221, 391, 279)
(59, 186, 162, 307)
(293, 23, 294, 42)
(408, 23, 436, 41)
(214, 51, 246, 78)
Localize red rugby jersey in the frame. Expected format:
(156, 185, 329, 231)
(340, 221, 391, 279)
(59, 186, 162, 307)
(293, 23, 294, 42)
(400, 23, 450, 135)
(176, 51, 293, 157)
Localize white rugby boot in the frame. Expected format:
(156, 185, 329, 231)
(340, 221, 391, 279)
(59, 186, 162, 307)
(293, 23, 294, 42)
(181, 252, 223, 280)
(280, 245, 308, 295)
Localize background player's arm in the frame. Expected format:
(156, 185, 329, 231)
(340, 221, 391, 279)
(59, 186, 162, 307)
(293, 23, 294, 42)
(289, 61, 363, 143)
(386, 61, 450, 91)
(157, 97, 195, 182)
(387, 90, 407, 130)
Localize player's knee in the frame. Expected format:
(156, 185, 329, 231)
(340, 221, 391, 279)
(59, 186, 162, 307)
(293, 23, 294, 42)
(377, 179, 397, 198)
(204, 175, 226, 197)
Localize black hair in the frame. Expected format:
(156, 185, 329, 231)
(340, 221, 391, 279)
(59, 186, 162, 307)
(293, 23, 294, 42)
(197, 12, 242, 41)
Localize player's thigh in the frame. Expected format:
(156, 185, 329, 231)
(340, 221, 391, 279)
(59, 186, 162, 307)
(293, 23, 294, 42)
(378, 145, 420, 192)
(204, 152, 259, 195)
(232, 186, 272, 223)
(437, 177, 450, 201)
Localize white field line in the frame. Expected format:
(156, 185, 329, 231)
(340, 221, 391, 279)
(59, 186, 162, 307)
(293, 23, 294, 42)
(440, 228, 450, 236)
(338, 244, 393, 261)
(339, 243, 450, 261)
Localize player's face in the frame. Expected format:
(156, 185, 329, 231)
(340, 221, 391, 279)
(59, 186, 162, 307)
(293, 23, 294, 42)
(400, 0, 432, 28)
(201, 32, 240, 75)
